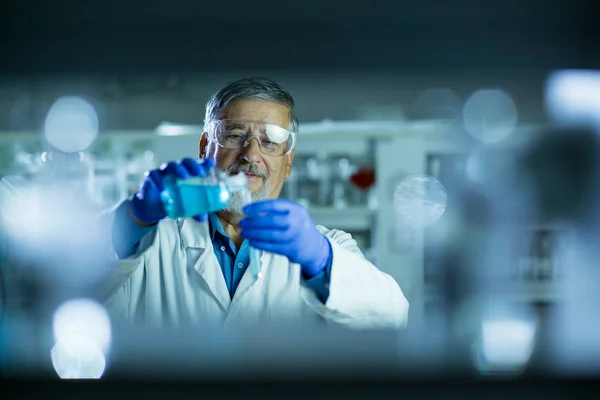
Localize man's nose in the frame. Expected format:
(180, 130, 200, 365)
(241, 136, 262, 163)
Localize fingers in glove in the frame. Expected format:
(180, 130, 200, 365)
(147, 169, 166, 192)
(243, 199, 296, 216)
(160, 161, 191, 180)
(181, 158, 208, 177)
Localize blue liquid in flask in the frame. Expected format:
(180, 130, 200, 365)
(161, 176, 231, 219)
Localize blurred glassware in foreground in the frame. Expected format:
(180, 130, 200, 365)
(0, 133, 113, 377)
(51, 335, 106, 379)
(473, 314, 537, 374)
(50, 298, 111, 379)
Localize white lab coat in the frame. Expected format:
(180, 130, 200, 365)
(102, 210, 409, 330)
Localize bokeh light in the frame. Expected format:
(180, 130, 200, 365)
(44, 96, 99, 153)
(475, 318, 537, 374)
(394, 175, 447, 228)
(1, 173, 111, 288)
(53, 298, 112, 353)
(51, 335, 106, 379)
(545, 70, 600, 129)
(463, 89, 518, 143)
(51, 298, 111, 379)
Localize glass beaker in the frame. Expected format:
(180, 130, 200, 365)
(160, 168, 234, 219)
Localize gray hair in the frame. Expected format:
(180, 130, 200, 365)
(203, 77, 299, 133)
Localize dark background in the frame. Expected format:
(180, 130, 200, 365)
(1, 0, 598, 73)
(0, 0, 597, 130)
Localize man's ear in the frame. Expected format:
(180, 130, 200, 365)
(284, 149, 295, 179)
(199, 133, 208, 158)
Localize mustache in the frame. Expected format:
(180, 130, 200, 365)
(225, 163, 268, 179)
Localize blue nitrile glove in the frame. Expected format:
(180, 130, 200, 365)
(130, 157, 216, 224)
(239, 199, 332, 278)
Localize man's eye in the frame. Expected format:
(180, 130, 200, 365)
(262, 140, 279, 148)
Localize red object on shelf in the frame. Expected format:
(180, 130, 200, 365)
(350, 167, 376, 190)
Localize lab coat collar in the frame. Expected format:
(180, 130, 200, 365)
(178, 217, 231, 310)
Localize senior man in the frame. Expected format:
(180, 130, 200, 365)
(104, 77, 408, 330)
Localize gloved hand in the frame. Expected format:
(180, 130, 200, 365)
(130, 157, 216, 224)
(239, 199, 332, 278)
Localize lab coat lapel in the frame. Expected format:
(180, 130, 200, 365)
(179, 218, 231, 311)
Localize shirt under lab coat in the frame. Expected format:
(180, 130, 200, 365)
(101, 200, 409, 330)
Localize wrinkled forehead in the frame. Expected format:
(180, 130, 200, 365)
(222, 119, 268, 132)
(220, 99, 290, 129)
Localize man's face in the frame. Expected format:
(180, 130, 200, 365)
(200, 99, 295, 212)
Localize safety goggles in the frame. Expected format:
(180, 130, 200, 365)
(206, 118, 297, 157)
